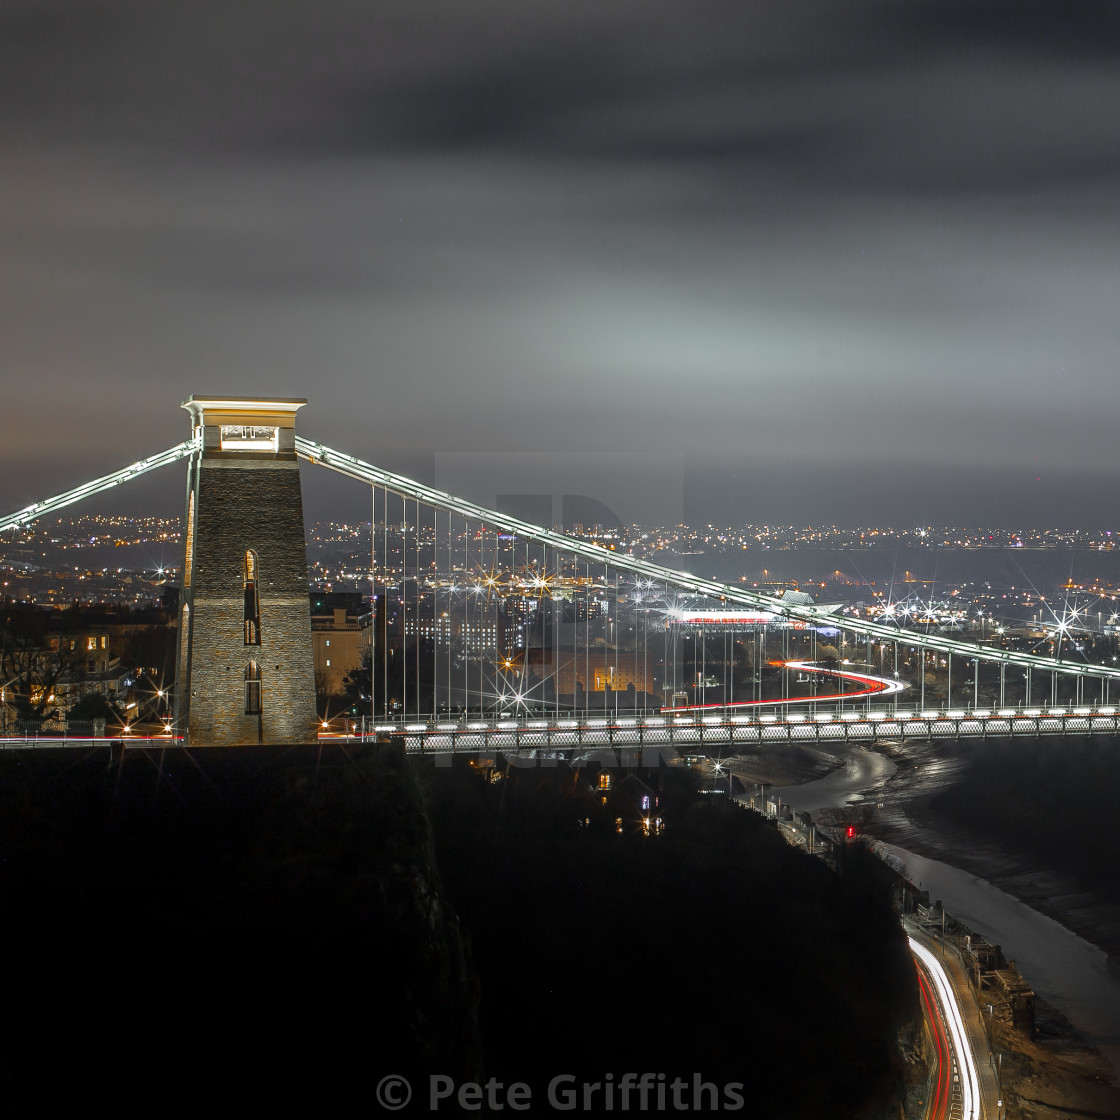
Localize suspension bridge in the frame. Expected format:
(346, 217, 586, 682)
(3, 396, 1120, 751)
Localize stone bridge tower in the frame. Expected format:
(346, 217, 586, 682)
(174, 396, 318, 745)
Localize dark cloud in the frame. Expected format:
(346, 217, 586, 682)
(890, 0, 1120, 58)
(1, 1, 1119, 526)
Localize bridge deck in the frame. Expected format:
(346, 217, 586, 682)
(4, 702, 1117, 753)
(379, 706, 1120, 753)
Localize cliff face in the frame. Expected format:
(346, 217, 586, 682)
(422, 761, 920, 1119)
(1, 746, 918, 1116)
(0, 743, 481, 1105)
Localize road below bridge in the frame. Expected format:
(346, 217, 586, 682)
(749, 739, 1120, 1087)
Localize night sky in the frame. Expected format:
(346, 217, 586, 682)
(2, 2, 1119, 527)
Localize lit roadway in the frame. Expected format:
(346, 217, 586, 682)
(914, 953, 956, 1120)
(908, 925, 1002, 1120)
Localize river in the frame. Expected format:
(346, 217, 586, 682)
(773, 748, 1120, 1079)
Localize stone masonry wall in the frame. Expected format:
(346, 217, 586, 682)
(184, 456, 317, 745)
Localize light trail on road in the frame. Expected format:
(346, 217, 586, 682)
(916, 961, 951, 1120)
(910, 937, 980, 1120)
(663, 658, 906, 712)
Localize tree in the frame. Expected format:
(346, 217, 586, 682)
(340, 647, 374, 715)
(66, 690, 124, 725)
(340, 639, 437, 718)
(0, 604, 84, 723)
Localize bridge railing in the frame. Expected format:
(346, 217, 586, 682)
(313, 702, 1120, 754)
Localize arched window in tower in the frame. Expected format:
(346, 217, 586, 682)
(178, 603, 190, 685)
(245, 661, 262, 715)
(244, 549, 261, 644)
(183, 491, 196, 589)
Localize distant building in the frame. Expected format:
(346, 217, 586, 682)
(310, 592, 370, 695)
(520, 647, 651, 695)
(50, 626, 113, 674)
(404, 612, 501, 655)
(55, 661, 130, 710)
